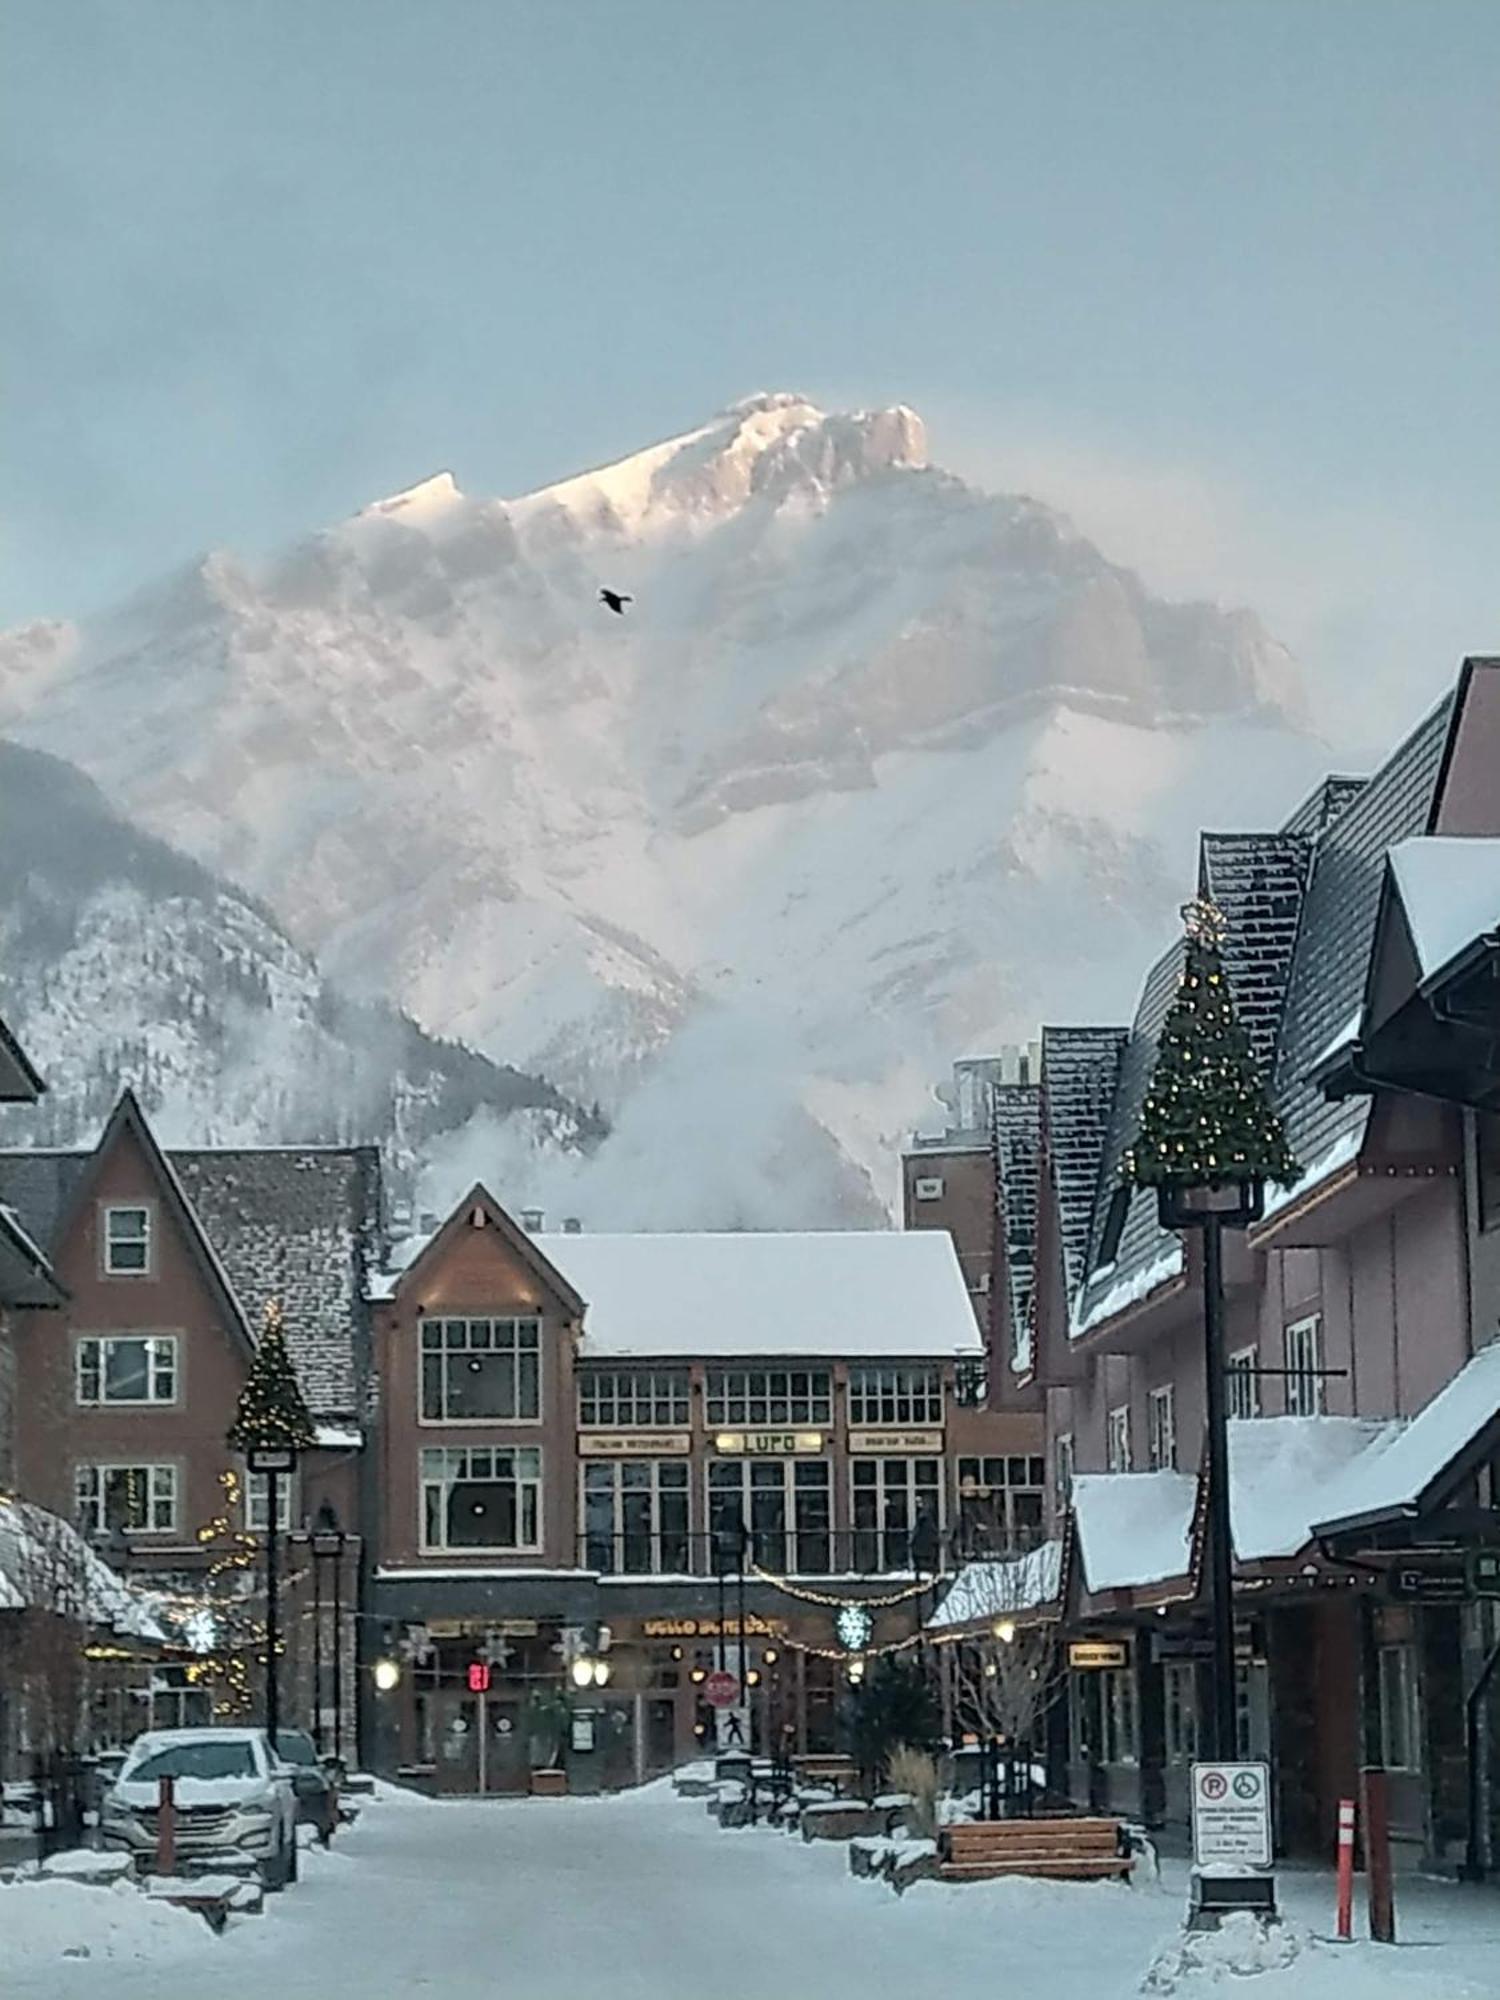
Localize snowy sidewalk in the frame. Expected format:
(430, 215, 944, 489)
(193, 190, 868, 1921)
(3, 1780, 1496, 1999)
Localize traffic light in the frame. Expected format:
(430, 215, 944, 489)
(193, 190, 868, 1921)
(467, 1660, 491, 1693)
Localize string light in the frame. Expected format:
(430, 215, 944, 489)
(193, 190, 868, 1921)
(748, 1565, 952, 1610)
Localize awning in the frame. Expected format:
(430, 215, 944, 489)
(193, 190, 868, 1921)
(927, 1541, 1063, 1633)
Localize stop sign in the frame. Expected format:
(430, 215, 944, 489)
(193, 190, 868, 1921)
(703, 1670, 740, 1709)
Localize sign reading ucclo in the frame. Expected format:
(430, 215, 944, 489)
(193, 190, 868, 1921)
(1191, 1762, 1272, 1867)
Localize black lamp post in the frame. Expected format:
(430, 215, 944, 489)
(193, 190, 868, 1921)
(246, 1440, 297, 1750)
(310, 1503, 348, 1765)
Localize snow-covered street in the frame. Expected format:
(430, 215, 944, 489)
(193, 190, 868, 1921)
(5, 1783, 1499, 2000)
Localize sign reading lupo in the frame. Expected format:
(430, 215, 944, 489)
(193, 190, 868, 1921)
(713, 1430, 824, 1456)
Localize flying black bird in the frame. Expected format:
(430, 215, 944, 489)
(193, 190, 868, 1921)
(599, 588, 632, 615)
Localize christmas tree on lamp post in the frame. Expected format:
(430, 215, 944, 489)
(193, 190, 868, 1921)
(227, 1300, 316, 1751)
(1125, 899, 1298, 1765)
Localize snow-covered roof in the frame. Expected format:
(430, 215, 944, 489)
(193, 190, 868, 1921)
(1071, 1240, 1184, 1340)
(531, 1229, 983, 1359)
(0, 1497, 164, 1641)
(927, 1541, 1063, 1632)
(1228, 1415, 1398, 1561)
(1073, 1471, 1196, 1592)
(1312, 1341, 1500, 1536)
(1388, 835, 1500, 984)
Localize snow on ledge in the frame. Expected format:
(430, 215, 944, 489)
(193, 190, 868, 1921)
(1389, 835, 1500, 983)
(1070, 1240, 1184, 1340)
(1255, 1124, 1364, 1228)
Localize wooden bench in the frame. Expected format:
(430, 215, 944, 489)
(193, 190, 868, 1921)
(938, 1817, 1133, 1883)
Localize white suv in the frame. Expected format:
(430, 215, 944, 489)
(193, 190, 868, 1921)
(100, 1727, 299, 1889)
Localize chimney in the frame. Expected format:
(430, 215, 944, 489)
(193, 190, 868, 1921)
(521, 1209, 544, 1234)
(418, 1211, 439, 1233)
(562, 1217, 582, 1235)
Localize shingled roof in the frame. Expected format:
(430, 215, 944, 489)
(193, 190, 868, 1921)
(992, 1083, 1041, 1368)
(0, 1137, 382, 1424)
(1040, 1027, 1128, 1301)
(1201, 834, 1313, 1075)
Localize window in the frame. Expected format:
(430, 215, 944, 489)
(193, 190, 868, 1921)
(1099, 1666, 1138, 1764)
(577, 1368, 689, 1429)
(913, 1176, 944, 1202)
(1097, 1186, 1130, 1267)
(1054, 1433, 1075, 1507)
(850, 1456, 943, 1570)
(420, 1446, 542, 1551)
(76, 1335, 177, 1407)
(1227, 1347, 1262, 1420)
(1107, 1405, 1132, 1472)
(847, 1365, 944, 1428)
(420, 1317, 541, 1423)
(705, 1368, 831, 1429)
(1148, 1386, 1176, 1471)
(709, 1458, 831, 1574)
(957, 1455, 1047, 1552)
(1163, 1662, 1199, 1763)
(103, 1205, 151, 1276)
(75, 1463, 177, 1536)
(582, 1459, 690, 1573)
(244, 1470, 297, 1533)
(1378, 1645, 1422, 1772)
(1284, 1315, 1325, 1416)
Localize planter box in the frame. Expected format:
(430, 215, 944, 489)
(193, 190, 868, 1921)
(800, 1802, 886, 1843)
(530, 1769, 568, 1798)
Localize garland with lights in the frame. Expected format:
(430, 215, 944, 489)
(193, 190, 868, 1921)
(748, 1565, 954, 1610)
(1124, 898, 1298, 1193)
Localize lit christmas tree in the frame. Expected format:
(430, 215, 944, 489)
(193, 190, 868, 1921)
(1125, 898, 1299, 1194)
(227, 1300, 317, 1455)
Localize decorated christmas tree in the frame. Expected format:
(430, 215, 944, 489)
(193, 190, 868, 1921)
(1125, 898, 1299, 1194)
(227, 1300, 317, 1454)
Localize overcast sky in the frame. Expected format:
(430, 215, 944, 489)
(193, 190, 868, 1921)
(5, 0, 1496, 749)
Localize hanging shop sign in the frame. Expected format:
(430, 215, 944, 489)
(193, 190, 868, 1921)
(578, 1432, 692, 1457)
(1191, 1761, 1272, 1868)
(639, 1615, 787, 1639)
(1388, 1555, 1468, 1604)
(1068, 1641, 1128, 1670)
(713, 1430, 824, 1456)
(847, 1429, 944, 1455)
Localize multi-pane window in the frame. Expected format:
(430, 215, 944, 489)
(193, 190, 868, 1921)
(705, 1368, 831, 1429)
(1284, 1315, 1325, 1416)
(577, 1369, 689, 1429)
(103, 1206, 151, 1275)
(582, 1460, 690, 1574)
(1099, 1666, 1138, 1765)
(420, 1446, 542, 1551)
(847, 1365, 944, 1427)
(1163, 1662, 1199, 1763)
(1107, 1405, 1132, 1472)
(1054, 1433, 1075, 1507)
(76, 1336, 177, 1406)
(1378, 1646, 1422, 1771)
(75, 1463, 177, 1536)
(420, 1317, 541, 1423)
(1227, 1347, 1262, 1420)
(708, 1459, 831, 1574)
(850, 1456, 942, 1570)
(1148, 1386, 1177, 1471)
(956, 1455, 1046, 1552)
(244, 1471, 296, 1534)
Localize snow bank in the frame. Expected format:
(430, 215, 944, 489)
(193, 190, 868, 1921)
(1141, 1912, 1306, 1992)
(0, 1877, 213, 1971)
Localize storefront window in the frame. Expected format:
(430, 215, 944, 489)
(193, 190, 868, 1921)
(420, 1446, 542, 1550)
(581, 1459, 690, 1573)
(956, 1455, 1046, 1552)
(577, 1368, 689, 1428)
(708, 1458, 831, 1573)
(1163, 1661, 1198, 1763)
(420, 1317, 541, 1422)
(1227, 1348, 1261, 1419)
(847, 1365, 943, 1426)
(850, 1456, 942, 1571)
(705, 1369, 831, 1428)
(1283, 1315, 1325, 1416)
(1378, 1645, 1422, 1771)
(1099, 1666, 1138, 1765)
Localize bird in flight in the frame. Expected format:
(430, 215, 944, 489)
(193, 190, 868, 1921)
(599, 588, 633, 616)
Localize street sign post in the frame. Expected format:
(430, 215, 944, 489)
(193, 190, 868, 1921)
(1191, 1761, 1272, 1867)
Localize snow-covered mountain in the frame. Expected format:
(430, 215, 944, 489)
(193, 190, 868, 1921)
(0, 740, 601, 1196)
(0, 393, 1327, 1225)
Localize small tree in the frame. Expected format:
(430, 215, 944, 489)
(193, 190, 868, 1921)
(226, 1301, 317, 1458)
(848, 1656, 941, 1793)
(1125, 898, 1298, 1196)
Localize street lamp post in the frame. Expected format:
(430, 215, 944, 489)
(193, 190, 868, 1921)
(246, 1443, 297, 1750)
(310, 1504, 348, 1764)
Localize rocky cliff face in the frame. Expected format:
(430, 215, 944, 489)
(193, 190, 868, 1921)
(0, 394, 1323, 1226)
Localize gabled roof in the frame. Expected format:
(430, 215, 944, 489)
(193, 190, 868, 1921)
(1040, 1026, 1128, 1303)
(378, 1184, 586, 1322)
(1387, 836, 1500, 989)
(0, 1013, 44, 1104)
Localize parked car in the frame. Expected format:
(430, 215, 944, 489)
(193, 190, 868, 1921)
(99, 1727, 299, 1889)
(272, 1728, 338, 1844)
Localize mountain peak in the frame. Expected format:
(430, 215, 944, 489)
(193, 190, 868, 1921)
(358, 470, 464, 522)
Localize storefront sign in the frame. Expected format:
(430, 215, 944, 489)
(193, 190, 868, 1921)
(848, 1429, 944, 1454)
(1068, 1641, 1128, 1670)
(426, 1618, 538, 1639)
(639, 1615, 787, 1639)
(713, 1430, 824, 1456)
(1191, 1761, 1272, 1868)
(1388, 1555, 1468, 1604)
(578, 1432, 691, 1457)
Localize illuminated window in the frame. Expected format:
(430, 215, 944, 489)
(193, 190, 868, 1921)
(421, 1446, 542, 1551)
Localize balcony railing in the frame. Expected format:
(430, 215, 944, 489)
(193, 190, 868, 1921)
(576, 1521, 1041, 1579)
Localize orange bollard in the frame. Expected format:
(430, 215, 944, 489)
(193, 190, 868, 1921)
(1335, 1796, 1356, 1940)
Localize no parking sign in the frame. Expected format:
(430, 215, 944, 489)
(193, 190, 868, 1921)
(1191, 1761, 1271, 1867)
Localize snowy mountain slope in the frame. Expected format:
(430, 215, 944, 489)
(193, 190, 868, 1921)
(0, 740, 602, 1194)
(0, 394, 1327, 1225)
